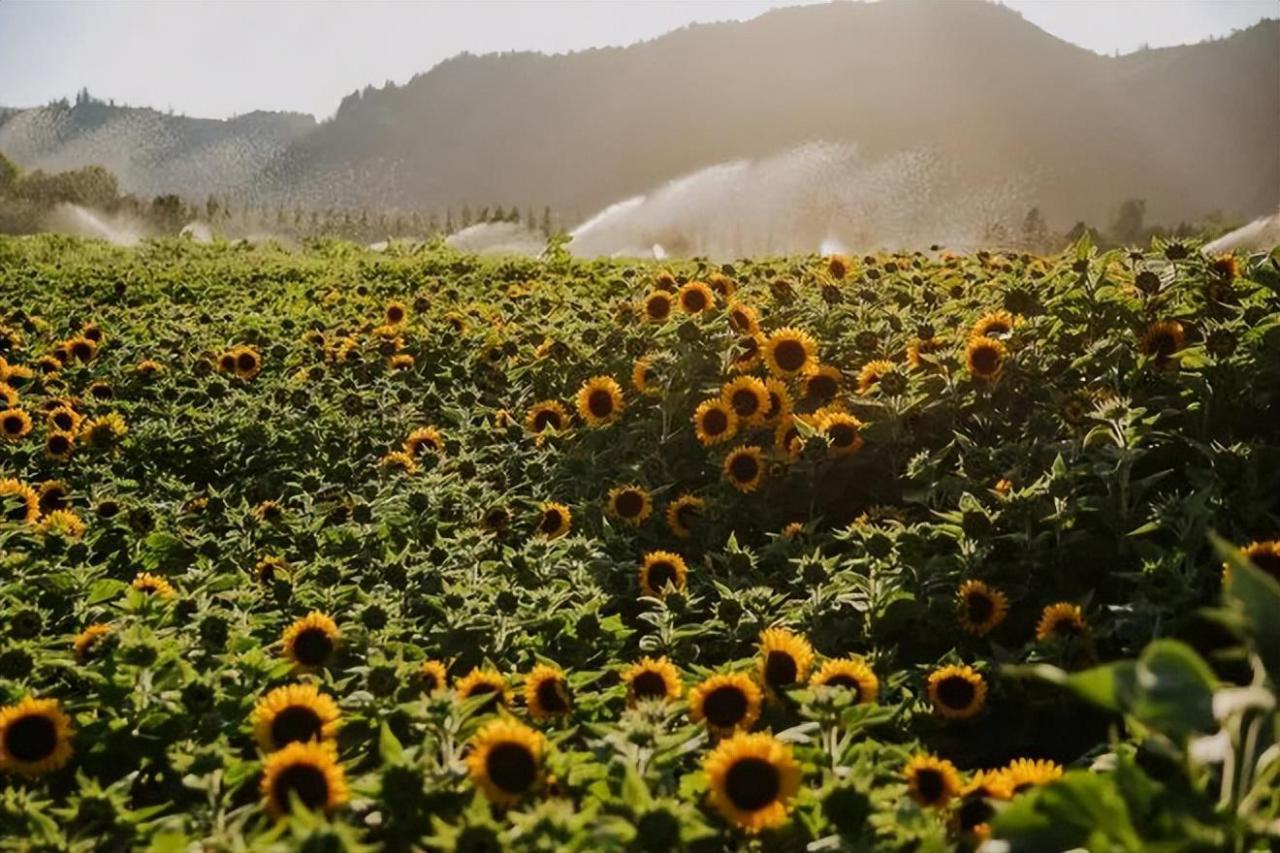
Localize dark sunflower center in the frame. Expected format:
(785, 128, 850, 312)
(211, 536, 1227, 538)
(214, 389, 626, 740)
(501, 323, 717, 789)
(807, 375, 837, 399)
(272, 763, 330, 812)
(970, 347, 1000, 375)
(764, 392, 781, 418)
(683, 290, 707, 311)
(732, 310, 750, 329)
(731, 390, 759, 417)
(938, 675, 976, 709)
(4, 497, 30, 521)
(631, 671, 668, 700)
(914, 768, 945, 804)
(485, 743, 537, 794)
(647, 297, 671, 319)
(1248, 550, 1280, 582)
(982, 322, 1011, 337)
(737, 338, 759, 360)
(1150, 332, 1176, 357)
(539, 509, 564, 534)
(4, 714, 57, 762)
(466, 682, 498, 699)
(702, 408, 729, 435)
(615, 491, 643, 518)
(47, 435, 70, 454)
(729, 453, 759, 483)
(1052, 617, 1082, 637)
(535, 678, 570, 714)
(958, 796, 994, 831)
(774, 340, 807, 372)
(220, 356, 236, 371)
(40, 488, 68, 512)
(292, 629, 334, 667)
(387, 307, 404, 323)
(764, 651, 797, 686)
(966, 593, 995, 624)
(702, 686, 748, 728)
(237, 353, 257, 371)
(52, 412, 75, 430)
(724, 757, 781, 812)
(72, 342, 92, 359)
(823, 675, 862, 700)
(270, 705, 324, 748)
(676, 504, 700, 531)
(828, 424, 856, 447)
(533, 409, 560, 431)
(587, 389, 614, 418)
(646, 561, 677, 591)
(2, 415, 22, 434)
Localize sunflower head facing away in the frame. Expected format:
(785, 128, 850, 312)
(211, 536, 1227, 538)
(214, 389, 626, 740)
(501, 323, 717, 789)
(576, 375, 624, 427)
(689, 672, 763, 735)
(809, 658, 879, 704)
(622, 656, 682, 706)
(607, 484, 652, 526)
(927, 664, 987, 720)
(0, 697, 75, 777)
(639, 550, 689, 597)
(524, 663, 572, 720)
(704, 731, 802, 833)
(261, 740, 348, 819)
(467, 719, 546, 806)
(904, 754, 961, 808)
(282, 612, 341, 670)
(251, 683, 341, 753)
(758, 628, 814, 691)
(956, 580, 1009, 637)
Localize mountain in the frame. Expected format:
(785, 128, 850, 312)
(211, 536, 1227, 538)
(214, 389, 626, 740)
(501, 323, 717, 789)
(0, 99, 315, 200)
(3, 0, 1277, 229)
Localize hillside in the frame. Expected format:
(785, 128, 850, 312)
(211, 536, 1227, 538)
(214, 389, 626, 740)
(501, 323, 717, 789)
(0, 99, 315, 199)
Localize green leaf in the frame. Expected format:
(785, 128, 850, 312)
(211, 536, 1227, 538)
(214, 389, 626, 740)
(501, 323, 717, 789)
(620, 764, 652, 811)
(1214, 531, 1280, 679)
(378, 722, 404, 765)
(1130, 640, 1216, 738)
(991, 770, 1143, 852)
(87, 578, 128, 604)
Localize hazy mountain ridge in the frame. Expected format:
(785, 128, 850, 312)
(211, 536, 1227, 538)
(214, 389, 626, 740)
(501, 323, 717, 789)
(2, 0, 1276, 228)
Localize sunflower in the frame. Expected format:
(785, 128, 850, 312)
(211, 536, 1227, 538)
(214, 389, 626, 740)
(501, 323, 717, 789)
(80, 322, 104, 343)
(131, 572, 177, 599)
(217, 351, 237, 373)
(576, 376, 624, 427)
(251, 684, 341, 752)
(774, 416, 804, 460)
(723, 446, 765, 493)
(1034, 602, 1088, 643)
(136, 358, 164, 378)
(420, 660, 449, 694)
(1141, 320, 1185, 368)
(0, 382, 17, 408)
(524, 664, 572, 720)
(643, 291, 674, 323)
(856, 360, 896, 395)
(622, 657, 682, 705)
(721, 376, 770, 425)
(726, 301, 760, 335)
(455, 668, 510, 710)
(388, 353, 414, 370)
(690, 673, 763, 735)
(906, 336, 947, 371)
(0, 408, 31, 441)
(1003, 758, 1063, 794)
(704, 732, 802, 833)
(666, 494, 705, 539)
(261, 741, 348, 819)
(956, 580, 1009, 637)
(965, 336, 1007, 382)
(380, 451, 417, 474)
(254, 555, 289, 583)
(762, 328, 818, 378)
(971, 310, 1016, 340)
(73, 623, 113, 663)
(782, 521, 805, 540)
(693, 398, 739, 447)
(678, 281, 715, 314)
(606, 484, 652, 526)
(525, 401, 571, 434)
(631, 356, 658, 395)
(232, 346, 262, 380)
(707, 272, 737, 301)
(732, 334, 763, 372)
(802, 365, 841, 403)
(384, 301, 408, 325)
(255, 499, 285, 523)
(956, 770, 1013, 838)
(761, 379, 793, 424)
(758, 628, 814, 691)
(826, 254, 852, 280)
(39, 509, 85, 539)
(282, 612, 340, 670)
(809, 658, 878, 703)
(466, 719, 545, 806)
(536, 502, 572, 539)
(37, 481, 69, 515)
(0, 697, 74, 777)
(404, 426, 444, 457)
(640, 550, 689, 597)
(80, 413, 127, 449)
(1, 479, 40, 525)
(927, 665, 987, 720)
(817, 412, 863, 457)
(904, 754, 961, 808)
(1240, 540, 1280, 583)
(65, 335, 98, 363)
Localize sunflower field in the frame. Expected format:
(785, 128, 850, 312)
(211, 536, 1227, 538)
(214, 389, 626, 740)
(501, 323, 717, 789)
(0, 233, 1278, 852)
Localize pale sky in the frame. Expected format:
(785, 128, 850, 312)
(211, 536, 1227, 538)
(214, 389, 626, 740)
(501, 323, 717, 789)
(0, 0, 1273, 120)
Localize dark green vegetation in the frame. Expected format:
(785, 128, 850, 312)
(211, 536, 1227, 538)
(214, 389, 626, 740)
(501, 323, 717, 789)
(0, 235, 1277, 850)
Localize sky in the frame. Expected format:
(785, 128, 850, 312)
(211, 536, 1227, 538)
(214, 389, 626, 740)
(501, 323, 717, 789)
(0, 0, 1274, 120)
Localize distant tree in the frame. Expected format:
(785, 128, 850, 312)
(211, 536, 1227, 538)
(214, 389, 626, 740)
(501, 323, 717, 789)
(508, 207, 521, 224)
(541, 206, 552, 236)
(491, 205, 506, 223)
(460, 205, 472, 228)
(1110, 198, 1146, 245)
(1065, 221, 1094, 243)
(0, 152, 18, 194)
(205, 195, 220, 221)
(1021, 207, 1049, 251)
(478, 206, 490, 223)
(525, 206, 536, 231)
(151, 194, 184, 233)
